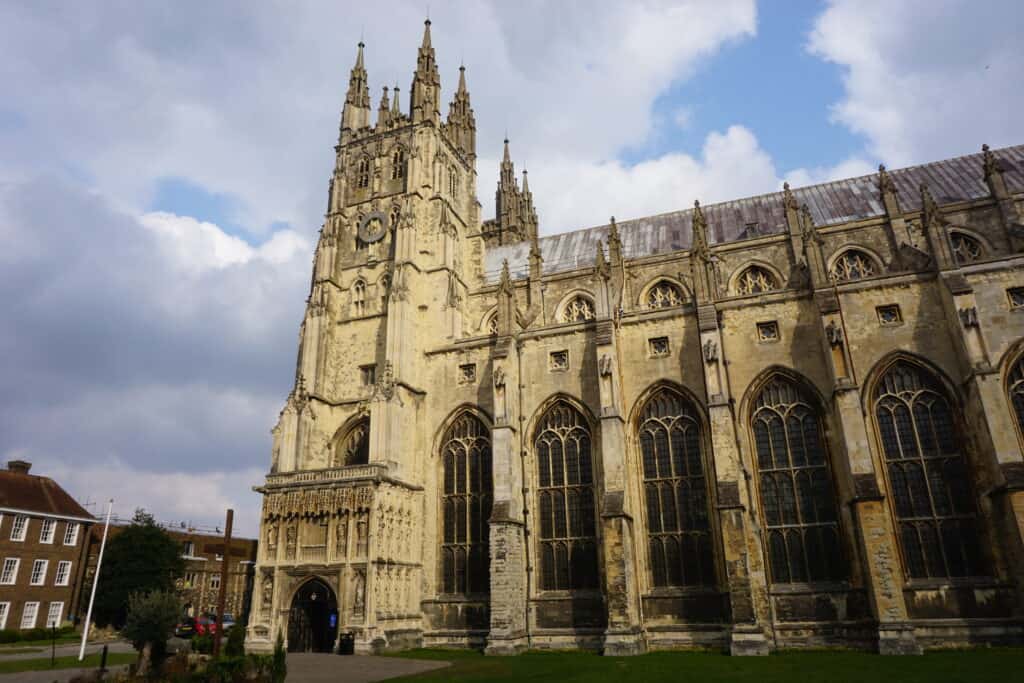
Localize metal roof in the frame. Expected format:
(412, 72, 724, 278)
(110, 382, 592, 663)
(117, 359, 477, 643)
(484, 144, 1024, 281)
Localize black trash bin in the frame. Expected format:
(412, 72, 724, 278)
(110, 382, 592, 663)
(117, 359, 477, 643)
(338, 631, 355, 655)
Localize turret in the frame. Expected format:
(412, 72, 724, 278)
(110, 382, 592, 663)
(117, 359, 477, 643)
(339, 42, 371, 141)
(377, 86, 391, 127)
(445, 65, 477, 160)
(487, 139, 537, 246)
(410, 19, 441, 124)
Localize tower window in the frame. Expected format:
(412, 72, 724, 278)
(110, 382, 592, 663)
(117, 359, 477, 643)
(449, 167, 458, 197)
(352, 280, 366, 316)
(392, 148, 406, 180)
(356, 157, 370, 189)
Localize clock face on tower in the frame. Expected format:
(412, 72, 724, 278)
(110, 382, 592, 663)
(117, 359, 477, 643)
(357, 211, 388, 243)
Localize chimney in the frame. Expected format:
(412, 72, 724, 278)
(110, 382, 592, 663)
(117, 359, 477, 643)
(7, 460, 31, 475)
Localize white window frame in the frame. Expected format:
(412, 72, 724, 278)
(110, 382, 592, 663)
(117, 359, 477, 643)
(39, 519, 56, 544)
(30, 559, 48, 586)
(0, 558, 19, 585)
(210, 573, 221, 590)
(63, 522, 79, 546)
(20, 601, 39, 629)
(45, 602, 63, 628)
(10, 515, 27, 542)
(0, 602, 8, 630)
(54, 561, 72, 587)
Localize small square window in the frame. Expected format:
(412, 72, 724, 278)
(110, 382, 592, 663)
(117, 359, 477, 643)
(458, 363, 477, 384)
(756, 321, 780, 343)
(360, 364, 376, 386)
(877, 304, 902, 326)
(549, 350, 569, 372)
(1008, 287, 1024, 309)
(648, 337, 671, 357)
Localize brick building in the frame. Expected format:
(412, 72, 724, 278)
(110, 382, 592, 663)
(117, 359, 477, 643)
(248, 21, 1024, 656)
(0, 460, 94, 630)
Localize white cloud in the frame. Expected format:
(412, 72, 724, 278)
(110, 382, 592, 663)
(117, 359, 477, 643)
(808, 0, 1023, 166)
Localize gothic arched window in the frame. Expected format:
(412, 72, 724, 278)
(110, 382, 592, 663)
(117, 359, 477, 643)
(486, 313, 498, 336)
(646, 281, 685, 309)
(560, 296, 596, 323)
(333, 419, 369, 467)
(391, 148, 406, 180)
(449, 167, 458, 197)
(638, 388, 715, 587)
(950, 232, 983, 264)
(356, 157, 370, 189)
(441, 412, 492, 595)
(829, 249, 875, 282)
(352, 280, 366, 317)
(1008, 355, 1024, 442)
(873, 361, 983, 579)
(752, 377, 845, 584)
(535, 401, 599, 591)
(735, 266, 778, 296)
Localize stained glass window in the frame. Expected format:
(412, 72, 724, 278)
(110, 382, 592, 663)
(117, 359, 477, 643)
(735, 267, 778, 295)
(561, 296, 595, 323)
(950, 233, 982, 264)
(441, 413, 492, 595)
(647, 281, 685, 309)
(829, 250, 875, 282)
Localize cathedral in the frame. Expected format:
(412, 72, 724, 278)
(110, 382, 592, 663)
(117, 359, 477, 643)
(245, 21, 1024, 656)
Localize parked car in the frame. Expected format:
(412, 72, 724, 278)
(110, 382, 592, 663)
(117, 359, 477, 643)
(194, 615, 218, 636)
(174, 617, 197, 638)
(203, 613, 236, 632)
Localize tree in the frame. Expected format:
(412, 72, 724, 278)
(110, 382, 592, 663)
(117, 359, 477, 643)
(122, 590, 180, 676)
(94, 509, 185, 628)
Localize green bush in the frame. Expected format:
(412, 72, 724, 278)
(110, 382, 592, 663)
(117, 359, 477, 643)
(192, 634, 214, 655)
(224, 623, 245, 657)
(271, 631, 286, 683)
(0, 630, 19, 643)
(23, 627, 50, 641)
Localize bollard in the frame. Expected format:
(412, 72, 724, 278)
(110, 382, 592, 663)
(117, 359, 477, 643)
(99, 644, 109, 674)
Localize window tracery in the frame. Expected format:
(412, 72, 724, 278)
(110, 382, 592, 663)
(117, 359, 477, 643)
(535, 401, 599, 591)
(391, 148, 406, 180)
(829, 249, 875, 282)
(646, 281, 685, 309)
(735, 266, 778, 296)
(441, 413, 492, 595)
(486, 313, 498, 336)
(352, 280, 366, 317)
(950, 232, 982, 264)
(638, 388, 714, 587)
(873, 361, 982, 578)
(333, 420, 369, 467)
(560, 296, 596, 323)
(752, 377, 844, 583)
(1009, 356, 1024, 442)
(355, 157, 370, 189)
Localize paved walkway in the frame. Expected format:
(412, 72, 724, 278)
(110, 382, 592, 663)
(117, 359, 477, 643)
(0, 640, 131, 661)
(287, 654, 450, 682)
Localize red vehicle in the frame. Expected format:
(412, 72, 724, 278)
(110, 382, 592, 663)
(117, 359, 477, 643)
(195, 615, 219, 636)
(175, 616, 218, 638)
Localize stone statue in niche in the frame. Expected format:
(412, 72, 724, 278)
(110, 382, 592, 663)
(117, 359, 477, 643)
(266, 524, 277, 552)
(353, 570, 366, 615)
(335, 516, 348, 557)
(825, 320, 844, 347)
(356, 515, 368, 556)
(261, 576, 273, 615)
(285, 525, 297, 560)
(703, 338, 718, 363)
(598, 354, 613, 377)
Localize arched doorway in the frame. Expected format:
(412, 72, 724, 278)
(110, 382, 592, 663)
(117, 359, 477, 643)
(287, 578, 338, 653)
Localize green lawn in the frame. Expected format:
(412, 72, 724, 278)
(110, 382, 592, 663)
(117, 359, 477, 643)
(0, 651, 136, 674)
(0, 634, 81, 649)
(392, 648, 1024, 683)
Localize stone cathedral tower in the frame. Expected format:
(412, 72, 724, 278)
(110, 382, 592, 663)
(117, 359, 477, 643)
(249, 20, 1024, 658)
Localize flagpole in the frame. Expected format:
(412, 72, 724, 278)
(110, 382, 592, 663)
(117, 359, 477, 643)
(79, 499, 113, 661)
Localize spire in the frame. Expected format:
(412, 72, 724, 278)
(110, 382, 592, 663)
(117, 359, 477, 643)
(691, 200, 710, 261)
(410, 18, 440, 123)
(391, 84, 401, 117)
(377, 85, 391, 127)
(445, 65, 476, 159)
(521, 169, 530, 194)
(503, 137, 511, 163)
(607, 216, 622, 264)
(458, 64, 467, 93)
(340, 41, 371, 136)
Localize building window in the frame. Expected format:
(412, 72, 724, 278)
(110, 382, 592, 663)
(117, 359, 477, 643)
(360, 364, 376, 386)
(10, 515, 27, 542)
(549, 350, 569, 372)
(486, 313, 498, 336)
(45, 602, 63, 628)
(1008, 356, 1024, 447)
(39, 519, 56, 544)
(639, 387, 715, 587)
(391, 148, 405, 180)
(449, 167, 458, 197)
(753, 377, 845, 584)
(63, 523, 79, 546)
(560, 296, 595, 323)
(29, 560, 47, 586)
(458, 363, 476, 384)
(352, 280, 366, 316)
(646, 281, 685, 309)
(20, 602, 39, 630)
(210, 573, 221, 590)
(757, 321, 780, 343)
(877, 304, 902, 326)
(829, 249, 875, 282)
(735, 266, 778, 295)
(54, 561, 72, 587)
(0, 603, 8, 630)
(873, 361, 983, 579)
(535, 401, 599, 591)
(183, 541, 195, 557)
(950, 232, 982, 264)
(441, 412, 492, 595)
(0, 559, 19, 585)
(1008, 287, 1024, 309)
(333, 419, 369, 467)
(184, 572, 198, 588)
(355, 157, 370, 189)
(648, 337, 670, 357)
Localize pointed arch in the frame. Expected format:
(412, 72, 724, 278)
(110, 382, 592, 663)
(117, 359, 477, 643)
(865, 353, 984, 579)
(728, 260, 783, 296)
(529, 394, 600, 591)
(1001, 339, 1024, 450)
(639, 277, 689, 310)
(555, 290, 597, 323)
(350, 278, 367, 316)
(331, 414, 369, 467)
(744, 368, 846, 584)
(436, 406, 492, 596)
(632, 382, 716, 587)
(948, 227, 990, 265)
(827, 246, 883, 282)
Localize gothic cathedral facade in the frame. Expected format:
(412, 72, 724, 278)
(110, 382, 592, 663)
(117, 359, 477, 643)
(246, 22, 1024, 656)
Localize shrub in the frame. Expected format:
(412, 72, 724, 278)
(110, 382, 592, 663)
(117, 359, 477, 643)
(224, 623, 245, 657)
(271, 631, 286, 683)
(192, 634, 214, 655)
(0, 630, 19, 643)
(122, 590, 181, 675)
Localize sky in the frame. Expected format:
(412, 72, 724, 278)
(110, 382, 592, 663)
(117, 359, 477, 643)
(0, 0, 1021, 536)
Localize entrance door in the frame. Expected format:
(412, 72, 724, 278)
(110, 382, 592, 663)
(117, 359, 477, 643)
(287, 578, 338, 653)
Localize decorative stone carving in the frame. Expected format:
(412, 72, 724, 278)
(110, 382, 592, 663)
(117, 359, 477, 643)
(261, 575, 273, 616)
(825, 320, 844, 347)
(599, 354, 614, 377)
(372, 361, 396, 401)
(492, 365, 506, 388)
(959, 306, 980, 328)
(335, 516, 348, 558)
(352, 569, 366, 616)
(284, 525, 297, 560)
(702, 338, 718, 363)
